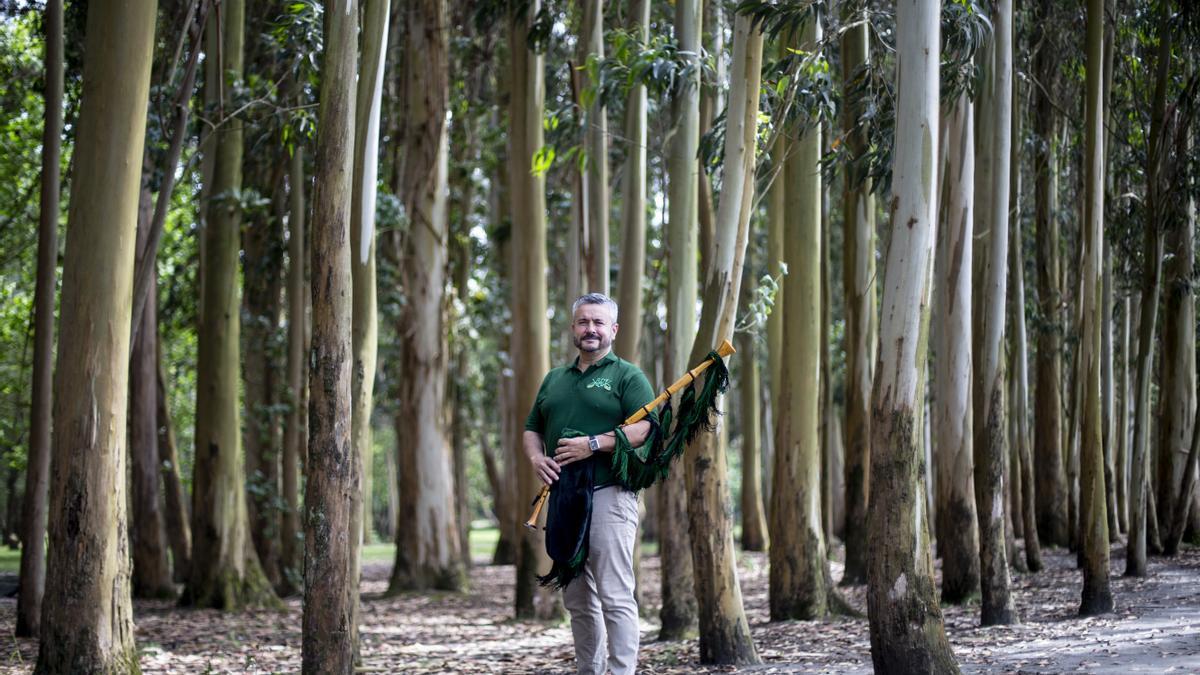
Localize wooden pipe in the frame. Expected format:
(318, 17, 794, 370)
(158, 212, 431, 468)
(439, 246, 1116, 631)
(523, 339, 736, 530)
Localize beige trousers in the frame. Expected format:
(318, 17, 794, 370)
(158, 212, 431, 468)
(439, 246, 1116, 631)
(562, 486, 640, 675)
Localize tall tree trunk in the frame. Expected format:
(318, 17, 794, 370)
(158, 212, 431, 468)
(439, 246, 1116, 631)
(972, 0, 1017, 626)
(658, 0, 700, 641)
(769, 14, 830, 623)
(33, 0, 152, 668)
(156, 341, 192, 584)
(840, 8, 875, 586)
(684, 12, 762, 664)
(389, 0, 464, 593)
(615, 0, 648, 363)
(1155, 153, 1196, 542)
(1008, 87, 1042, 572)
(582, 0, 609, 294)
(280, 144, 307, 594)
(352, 0, 389, 558)
(1126, 6, 1171, 578)
(1078, 0, 1114, 615)
(739, 328, 768, 552)
(867, 1, 956, 669)
(130, 221, 174, 599)
(934, 95, 980, 603)
(243, 160, 285, 591)
(16, 0, 62, 639)
(185, 0, 276, 610)
(508, 1, 556, 619)
(1116, 294, 1131, 534)
(1032, 0, 1068, 547)
(303, 0, 359, 670)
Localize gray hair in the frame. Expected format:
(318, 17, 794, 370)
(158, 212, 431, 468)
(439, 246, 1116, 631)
(571, 293, 619, 322)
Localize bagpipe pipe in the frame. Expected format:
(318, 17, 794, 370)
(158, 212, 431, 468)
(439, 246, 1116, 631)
(525, 339, 736, 589)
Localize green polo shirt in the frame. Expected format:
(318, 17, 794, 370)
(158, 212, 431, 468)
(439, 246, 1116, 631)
(525, 350, 658, 488)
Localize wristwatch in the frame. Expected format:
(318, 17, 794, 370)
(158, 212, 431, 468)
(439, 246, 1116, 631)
(588, 435, 600, 452)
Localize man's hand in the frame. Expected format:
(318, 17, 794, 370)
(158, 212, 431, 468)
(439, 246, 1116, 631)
(531, 453, 561, 486)
(555, 435, 596, 468)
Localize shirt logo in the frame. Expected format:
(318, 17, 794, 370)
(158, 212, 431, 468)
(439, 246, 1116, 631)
(587, 377, 613, 391)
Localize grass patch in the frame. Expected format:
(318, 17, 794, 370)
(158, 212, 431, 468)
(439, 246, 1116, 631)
(0, 546, 20, 574)
(362, 527, 501, 565)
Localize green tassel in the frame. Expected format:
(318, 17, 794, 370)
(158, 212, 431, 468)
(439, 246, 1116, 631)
(609, 351, 730, 492)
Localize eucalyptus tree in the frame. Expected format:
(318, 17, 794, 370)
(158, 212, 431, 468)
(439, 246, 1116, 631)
(614, 0, 648, 364)
(934, 93, 980, 603)
(352, 0, 390, 554)
(389, 0, 465, 593)
(866, 0, 957, 670)
(34, 0, 155, 669)
(971, 0, 1017, 626)
(660, 0, 701, 640)
(582, 0, 609, 293)
(186, 0, 277, 609)
(769, 11, 832, 622)
(1078, 0, 1114, 616)
(1032, 0, 1068, 547)
(683, 10, 763, 664)
(304, 0, 359, 668)
(508, 0, 555, 618)
(1126, 3, 1173, 578)
(281, 142, 307, 590)
(15, 0, 61, 639)
(839, 0, 874, 588)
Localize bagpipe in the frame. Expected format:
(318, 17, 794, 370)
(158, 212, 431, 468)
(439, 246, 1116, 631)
(526, 339, 736, 589)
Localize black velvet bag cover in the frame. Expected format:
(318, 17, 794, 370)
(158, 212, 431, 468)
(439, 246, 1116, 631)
(537, 427, 594, 589)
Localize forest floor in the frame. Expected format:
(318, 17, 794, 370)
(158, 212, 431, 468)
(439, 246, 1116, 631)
(0, 539, 1197, 673)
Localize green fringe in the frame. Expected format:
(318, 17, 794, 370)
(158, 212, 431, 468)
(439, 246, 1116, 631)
(610, 351, 730, 492)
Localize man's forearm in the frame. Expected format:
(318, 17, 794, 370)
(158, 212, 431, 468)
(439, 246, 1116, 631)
(523, 430, 545, 461)
(594, 419, 652, 451)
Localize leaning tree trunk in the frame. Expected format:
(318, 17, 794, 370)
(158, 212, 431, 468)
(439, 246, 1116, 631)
(769, 13, 831, 622)
(508, 0, 556, 619)
(684, 12, 762, 665)
(1126, 6, 1171, 578)
(1116, 294, 1131, 534)
(1032, 0, 1068, 548)
(934, 95, 980, 604)
(33, 0, 153, 669)
(389, 0, 464, 594)
(16, 0, 62, 639)
(302, 0, 359, 669)
(1078, 0, 1114, 615)
(280, 143, 307, 594)
(185, 0, 276, 610)
(867, 1, 958, 671)
(658, 0, 701, 641)
(840, 6, 875, 587)
(615, 0, 647, 364)
(352, 0, 389, 562)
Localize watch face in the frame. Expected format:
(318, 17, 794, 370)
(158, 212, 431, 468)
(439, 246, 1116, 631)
(589, 436, 599, 451)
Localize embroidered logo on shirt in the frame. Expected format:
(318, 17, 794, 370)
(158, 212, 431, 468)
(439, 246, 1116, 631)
(587, 377, 613, 391)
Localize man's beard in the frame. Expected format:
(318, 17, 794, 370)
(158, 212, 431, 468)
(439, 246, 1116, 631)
(574, 333, 610, 353)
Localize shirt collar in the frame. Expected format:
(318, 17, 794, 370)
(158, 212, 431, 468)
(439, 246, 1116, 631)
(570, 349, 618, 372)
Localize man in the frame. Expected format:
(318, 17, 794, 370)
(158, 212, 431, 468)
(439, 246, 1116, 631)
(524, 293, 656, 675)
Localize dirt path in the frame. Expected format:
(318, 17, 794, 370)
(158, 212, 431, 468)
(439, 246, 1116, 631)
(1, 543, 1197, 673)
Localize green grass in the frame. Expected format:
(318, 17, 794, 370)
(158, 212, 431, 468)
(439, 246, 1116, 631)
(0, 528, 503, 577)
(0, 546, 19, 574)
(362, 526, 501, 565)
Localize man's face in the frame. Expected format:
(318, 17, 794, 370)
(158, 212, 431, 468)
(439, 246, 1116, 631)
(572, 303, 619, 354)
